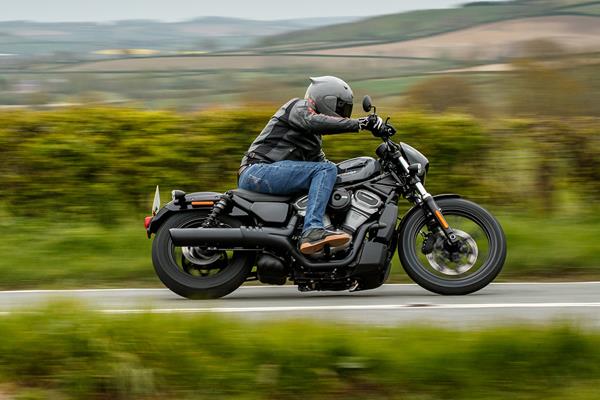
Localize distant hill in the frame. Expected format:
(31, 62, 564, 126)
(0, 16, 358, 57)
(255, 0, 600, 52)
(301, 15, 600, 60)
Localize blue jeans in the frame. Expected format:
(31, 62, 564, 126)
(238, 160, 337, 233)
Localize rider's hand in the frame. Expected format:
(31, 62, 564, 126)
(372, 122, 396, 138)
(358, 115, 384, 132)
(357, 116, 370, 130)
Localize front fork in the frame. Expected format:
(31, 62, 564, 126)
(390, 149, 461, 253)
(414, 182, 460, 246)
(395, 152, 459, 245)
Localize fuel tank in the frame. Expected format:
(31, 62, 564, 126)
(335, 157, 381, 184)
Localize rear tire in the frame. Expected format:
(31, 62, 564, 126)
(398, 198, 506, 295)
(152, 211, 254, 299)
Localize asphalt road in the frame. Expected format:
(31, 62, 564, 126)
(2, 283, 600, 327)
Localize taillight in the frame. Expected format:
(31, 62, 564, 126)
(144, 216, 153, 230)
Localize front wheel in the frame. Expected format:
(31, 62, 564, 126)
(398, 198, 506, 295)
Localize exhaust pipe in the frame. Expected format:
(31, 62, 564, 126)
(169, 218, 380, 271)
(169, 226, 289, 249)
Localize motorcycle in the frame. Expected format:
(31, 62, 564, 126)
(145, 96, 506, 299)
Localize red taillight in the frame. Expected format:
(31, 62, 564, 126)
(144, 216, 153, 230)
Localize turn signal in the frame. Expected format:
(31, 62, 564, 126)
(144, 216, 153, 230)
(192, 201, 215, 207)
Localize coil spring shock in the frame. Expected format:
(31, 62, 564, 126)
(201, 191, 233, 228)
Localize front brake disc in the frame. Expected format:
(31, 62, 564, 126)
(425, 229, 478, 275)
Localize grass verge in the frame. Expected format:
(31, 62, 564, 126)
(0, 213, 598, 289)
(0, 303, 599, 399)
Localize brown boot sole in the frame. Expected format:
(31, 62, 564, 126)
(299, 234, 351, 255)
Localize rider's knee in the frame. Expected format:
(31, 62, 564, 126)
(321, 162, 337, 174)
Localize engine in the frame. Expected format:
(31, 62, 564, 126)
(341, 190, 382, 233)
(293, 189, 382, 235)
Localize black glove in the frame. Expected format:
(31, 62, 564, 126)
(376, 122, 396, 138)
(358, 115, 384, 132)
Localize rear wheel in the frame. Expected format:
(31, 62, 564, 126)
(398, 198, 506, 295)
(152, 211, 254, 299)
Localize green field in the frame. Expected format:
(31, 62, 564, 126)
(0, 213, 598, 290)
(0, 304, 599, 399)
(2, 0, 600, 111)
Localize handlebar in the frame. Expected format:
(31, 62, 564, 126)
(363, 112, 397, 138)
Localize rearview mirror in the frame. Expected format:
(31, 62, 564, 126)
(362, 95, 373, 112)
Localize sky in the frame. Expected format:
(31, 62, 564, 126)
(1, 0, 508, 22)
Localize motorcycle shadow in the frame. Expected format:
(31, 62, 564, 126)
(175, 286, 494, 301)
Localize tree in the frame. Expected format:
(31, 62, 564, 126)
(403, 76, 485, 116)
(508, 60, 584, 117)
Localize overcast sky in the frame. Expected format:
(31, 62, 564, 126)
(2, 0, 507, 22)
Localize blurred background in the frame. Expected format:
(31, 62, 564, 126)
(1, 1, 600, 399)
(1, 0, 598, 288)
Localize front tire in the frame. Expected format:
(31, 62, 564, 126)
(152, 211, 254, 299)
(398, 198, 506, 295)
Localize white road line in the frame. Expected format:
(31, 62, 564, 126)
(98, 302, 600, 314)
(0, 288, 169, 294)
(1, 282, 599, 294)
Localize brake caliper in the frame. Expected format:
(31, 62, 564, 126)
(421, 233, 435, 255)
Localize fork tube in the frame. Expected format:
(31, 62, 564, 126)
(424, 196, 458, 243)
(415, 182, 431, 200)
(397, 153, 457, 242)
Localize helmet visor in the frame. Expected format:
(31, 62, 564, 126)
(336, 99, 353, 118)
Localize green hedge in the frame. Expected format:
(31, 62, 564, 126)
(0, 304, 599, 399)
(0, 107, 270, 223)
(1, 107, 598, 222)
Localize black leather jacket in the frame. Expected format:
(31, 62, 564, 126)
(240, 98, 359, 167)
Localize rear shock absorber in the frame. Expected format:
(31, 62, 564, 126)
(201, 191, 233, 228)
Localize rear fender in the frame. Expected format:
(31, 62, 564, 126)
(147, 191, 249, 236)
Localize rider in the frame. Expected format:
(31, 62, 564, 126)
(238, 76, 383, 255)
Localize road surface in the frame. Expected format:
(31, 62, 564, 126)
(1, 283, 600, 327)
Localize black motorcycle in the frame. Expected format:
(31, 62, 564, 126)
(145, 96, 506, 299)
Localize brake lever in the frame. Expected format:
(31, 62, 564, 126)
(384, 117, 397, 136)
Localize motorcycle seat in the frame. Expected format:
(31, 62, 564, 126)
(231, 188, 295, 203)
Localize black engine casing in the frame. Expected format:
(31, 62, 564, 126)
(256, 253, 287, 285)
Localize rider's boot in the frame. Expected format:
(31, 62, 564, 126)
(298, 228, 351, 255)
